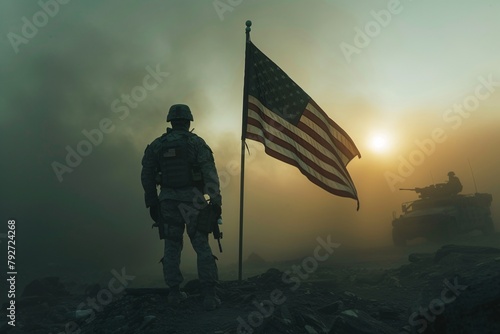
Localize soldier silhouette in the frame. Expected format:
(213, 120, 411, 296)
(141, 104, 222, 310)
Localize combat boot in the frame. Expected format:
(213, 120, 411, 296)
(167, 285, 187, 305)
(203, 286, 221, 311)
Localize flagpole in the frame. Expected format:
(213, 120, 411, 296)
(238, 20, 252, 282)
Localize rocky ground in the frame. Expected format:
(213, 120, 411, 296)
(3, 233, 500, 334)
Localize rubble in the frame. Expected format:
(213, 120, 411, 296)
(21, 276, 69, 297)
(330, 309, 398, 334)
(6, 243, 500, 333)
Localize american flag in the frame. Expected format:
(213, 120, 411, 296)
(244, 42, 361, 206)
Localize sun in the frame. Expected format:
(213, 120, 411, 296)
(368, 133, 392, 154)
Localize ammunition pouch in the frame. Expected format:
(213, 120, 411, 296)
(191, 164, 204, 191)
(156, 212, 186, 241)
(196, 203, 219, 234)
(157, 219, 184, 244)
(152, 206, 174, 240)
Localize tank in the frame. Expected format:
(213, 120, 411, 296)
(392, 185, 494, 246)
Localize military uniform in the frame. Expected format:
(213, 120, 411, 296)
(140, 105, 221, 304)
(447, 172, 463, 195)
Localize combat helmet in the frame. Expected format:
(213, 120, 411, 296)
(167, 104, 194, 122)
(448, 171, 455, 176)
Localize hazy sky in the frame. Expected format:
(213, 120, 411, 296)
(1, 0, 499, 283)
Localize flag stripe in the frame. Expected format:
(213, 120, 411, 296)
(247, 102, 348, 178)
(302, 106, 358, 164)
(298, 110, 352, 167)
(246, 118, 349, 189)
(247, 101, 352, 187)
(245, 130, 357, 199)
(248, 95, 358, 190)
(308, 100, 360, 160)
(247, 103, 353, 194)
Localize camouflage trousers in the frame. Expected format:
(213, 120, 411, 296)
(160, 199, 218, 288)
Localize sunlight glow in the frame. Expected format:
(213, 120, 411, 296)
(368, 133, 392, 154)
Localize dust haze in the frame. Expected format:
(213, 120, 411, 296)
(1, 0, 499, 290)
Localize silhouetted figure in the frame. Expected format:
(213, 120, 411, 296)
(445, 171, 463, 194)
(414, 171, 463, 198)
(141, 104, 222, 310)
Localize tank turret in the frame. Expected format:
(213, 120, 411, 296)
(400, 172, 463, 199)
(392, 172, 493, 246)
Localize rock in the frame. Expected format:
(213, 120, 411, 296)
(112, 325, 129, 334)
(435, 252, 481, 267)
(398, 265, 413, 277)
(280, 304, 294, 325)
(388, 276, 402, 288)
(305, 324, 319, 334)
(124, 287, 169, 296)
(299, 310, 327, 333)
(408, 253, 433, 263)
(74, 309, 93, 319)
(22, 277, 69, 297)
(316, 300, 344, 314)
(377, 305, 401, 320)
(434, 245, 500, 263)
(85, 283, 101, 296)
(241, 293, 257, 303)
(140, 315, 156, 329)
(423, 271, 500, 333)
(254, 268, 283, 285)
(343, 291, 358, 299)
(245, 252, 268, 266)
(330, 309, 398, 334)
(15, 295, 51, 307)
(106, 315, 127, 329)
(262, 306, 327, 333)
(399, 325, 411, 333)
(355, 270, 387, 285)
(48, 305, 70, 322)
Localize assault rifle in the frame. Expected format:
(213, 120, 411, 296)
(197, 202, 223, 253)
(212, 216, 223, 253)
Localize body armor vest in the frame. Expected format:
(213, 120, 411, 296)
(159, 133, 203, 189)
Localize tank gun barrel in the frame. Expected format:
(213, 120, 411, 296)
(399, 188, 417, 191)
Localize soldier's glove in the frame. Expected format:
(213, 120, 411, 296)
(149, 205, 160, 223)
